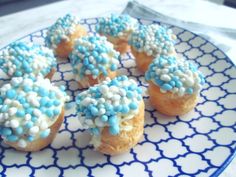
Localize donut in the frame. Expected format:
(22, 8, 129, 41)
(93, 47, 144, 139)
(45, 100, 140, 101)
(70, 35, 120, 88)
(75, 75, 144, 155)
(45, 14, 87, 58)
(145, 55, 205, 116)
(0, 76, 70, 151)
(96, 14, 138, 54)
(128, 24, 176, 73)
(0, 42, 56, 80)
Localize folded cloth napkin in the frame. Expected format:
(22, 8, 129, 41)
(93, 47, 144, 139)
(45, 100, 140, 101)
(122, 1, 236, 64)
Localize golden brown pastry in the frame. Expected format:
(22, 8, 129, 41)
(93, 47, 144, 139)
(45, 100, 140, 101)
(46, 14, 87, 58)
(129, 24, 176, 73)
(0, 41, 57, 80)
(70, 35, 120, 88)
(0, 76, 69, 151)
(145, 55, 205, 116)
(96, 14, 138, 54)
(76, 76, 144, 155)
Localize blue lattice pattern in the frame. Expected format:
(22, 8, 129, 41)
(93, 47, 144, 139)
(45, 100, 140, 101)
(0, 18, 236, 177)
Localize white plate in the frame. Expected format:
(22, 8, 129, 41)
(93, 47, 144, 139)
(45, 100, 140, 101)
(0, 18, 236, 177)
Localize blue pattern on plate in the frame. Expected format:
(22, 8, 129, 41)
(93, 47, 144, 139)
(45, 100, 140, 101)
(0, 18, 235, 177)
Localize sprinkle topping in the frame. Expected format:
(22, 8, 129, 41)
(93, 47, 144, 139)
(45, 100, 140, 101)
(45, 14, 79, 49)
(96, 14, 137, 38)
(128, 24, 176, 56)
(76, 76, 143, 141)
(145, 55, 205, 96)
(0, 76, 69, 148)
(0, 42, 56, 78)
(70, 35, 120, 82)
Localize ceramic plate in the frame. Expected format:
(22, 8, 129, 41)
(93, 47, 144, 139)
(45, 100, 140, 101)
(0, 18, 236, 177)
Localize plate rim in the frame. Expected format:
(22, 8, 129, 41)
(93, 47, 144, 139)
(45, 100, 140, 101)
(0, 17, 235, 177)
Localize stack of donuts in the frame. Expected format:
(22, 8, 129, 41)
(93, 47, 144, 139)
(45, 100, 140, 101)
(0, 13, 205, 155)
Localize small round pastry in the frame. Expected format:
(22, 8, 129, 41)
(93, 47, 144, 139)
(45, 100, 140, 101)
(96, 14, 137, 54)
(45, 14, 87, 58)
(145, 55, 205, 116)
(129, 24, 176, 73)
(76, 75, 144, 155)
(70, 35, 120, 88)
(0, 76, 69, 151)
(0, 42, 57, 80)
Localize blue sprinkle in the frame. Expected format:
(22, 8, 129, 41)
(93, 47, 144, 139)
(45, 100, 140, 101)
(23, 85, 32, 92)
(60, 85, 66, 91)
(1, 105, 9, 113)
(53, 109, 60, 116)
(7, 135, 18, 142)
(161, 83, 173, 91)
(26, 108, 33, 114)
(40, 129, 50, 138)
(91, 106, 99, 116)
(46, 110, 53, 117)
(23, 103, 30, 108)
(175, 81, 182, 88)
(53, 100, 61, 106)
(110, 64, 117, 71)
(186, 88, 193, 94)
(15, 127, 23, 135)
(108, 116, 118, 126)
(16, 110, 25, 117)
(27, 136, 34, 142)
(92, 69, 99, 76)
(40, 97, 48, 106)
(1, 128, 12, 136)
(114, 105, 122, 112)
(101, 115, 108, 122)
(91, 127, 100, 136)
(46, 101, 53, 108)
(121, 105, 130, 114)
(49, 92, 56, 99)
(126, 91, 133, 98)
(129, 102, 138, 110)
(38, 87, 49, 97)
(6, 89, 16, 99)
(109, 125, 119, 135)
(25, 121, 34, 128)
(31, 116, 38, 122)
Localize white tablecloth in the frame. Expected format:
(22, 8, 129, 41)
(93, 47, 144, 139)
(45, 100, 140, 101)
(0, 0, 235, 176)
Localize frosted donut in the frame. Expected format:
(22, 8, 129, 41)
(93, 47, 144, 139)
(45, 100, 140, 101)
(0, 42, 57, 80)
(70, 35, 120, 88)
(76, 75, 144, 155)
(96, 14, 138, 54)
(0, 76, 70, 151)
(145, 55, 205, 116)
(129, 24, 176, 73)
(45, 14, 87, 59)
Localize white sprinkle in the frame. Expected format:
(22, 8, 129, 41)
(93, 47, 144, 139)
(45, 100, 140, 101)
(100, 85, 109, 94)
(40, 121, 48, 130)
(160, 74, 171, 82)
(94, 117, 104, 127)
(179, 87, 186, 96)
(185, 78, 194, 87)
(18, 139, 27, 148)
(33, 109, 42, 117)
(8, 107, 17, 116)
(99, 108, 106, 115)
(10, 119, 19, 128)
(25, 114, 32, 121)
(4, 99, 12, 105)
(29, 126, 39, 135)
